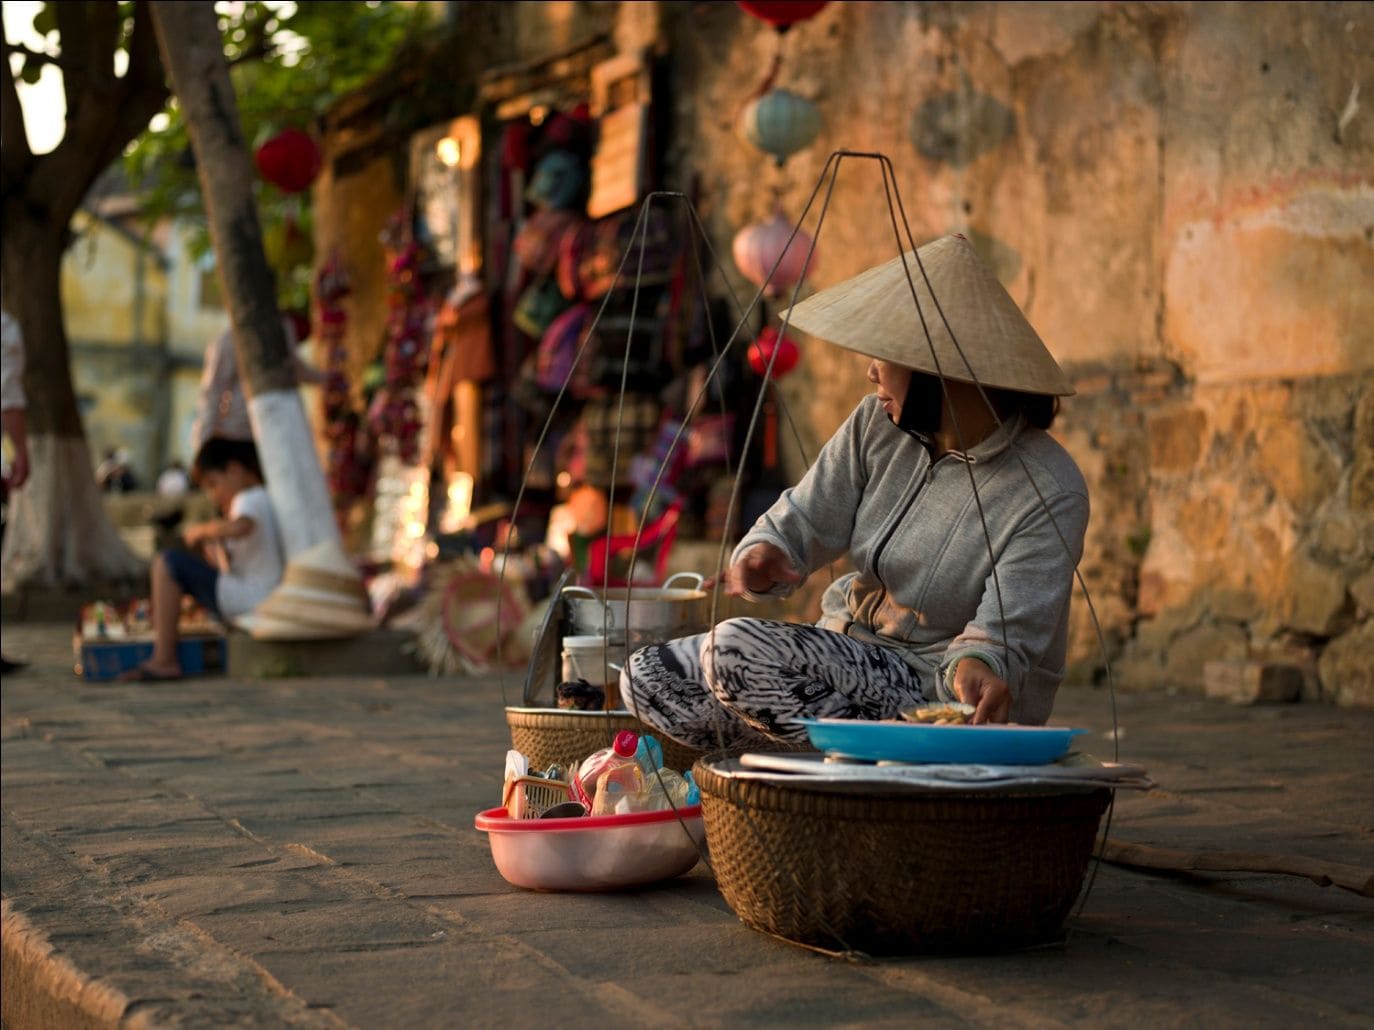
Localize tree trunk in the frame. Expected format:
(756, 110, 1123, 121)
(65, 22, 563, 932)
(0, 213, 145, 593)
(149, 1, 338, 560)
(1, 0, 169, 593)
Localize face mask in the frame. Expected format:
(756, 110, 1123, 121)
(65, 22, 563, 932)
(896, 372, 944, 436)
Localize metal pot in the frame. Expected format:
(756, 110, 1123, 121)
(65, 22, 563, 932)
(562, 572, 709, 650)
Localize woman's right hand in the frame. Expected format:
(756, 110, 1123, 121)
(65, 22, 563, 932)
(713, 543, 803, 598)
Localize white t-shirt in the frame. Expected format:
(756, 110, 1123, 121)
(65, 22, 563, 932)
(215, 485, 284, 618)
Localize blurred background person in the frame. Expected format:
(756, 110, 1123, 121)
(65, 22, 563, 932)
(190, 315, 325, 453)
(2, 308, 30, 673)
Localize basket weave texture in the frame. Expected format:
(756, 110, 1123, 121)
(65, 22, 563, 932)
(506, 708, 705, 773)
(694, 759, 1110, 954)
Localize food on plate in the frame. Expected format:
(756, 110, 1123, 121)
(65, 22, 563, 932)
(899, 702, 976, 725)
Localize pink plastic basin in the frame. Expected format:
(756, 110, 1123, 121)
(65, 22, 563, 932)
(474, 805, 706, 892)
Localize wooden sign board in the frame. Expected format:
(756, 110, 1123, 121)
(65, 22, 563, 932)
(587, 52, 652, 220)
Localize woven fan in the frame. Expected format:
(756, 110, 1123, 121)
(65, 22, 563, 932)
(409, 558, 531, 676)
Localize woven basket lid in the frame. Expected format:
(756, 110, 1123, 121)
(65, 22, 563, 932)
(780, 234, 1073, 396)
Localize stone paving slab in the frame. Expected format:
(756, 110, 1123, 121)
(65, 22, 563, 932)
(3, 620, 1373, 1028)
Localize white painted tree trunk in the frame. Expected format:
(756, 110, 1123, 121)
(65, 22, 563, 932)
(1, 435, 145, 592)
(150, 1, 340, 565)
(247, 391, 338, 559)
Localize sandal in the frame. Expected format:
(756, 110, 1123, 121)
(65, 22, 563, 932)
(117, 665, 183, 683)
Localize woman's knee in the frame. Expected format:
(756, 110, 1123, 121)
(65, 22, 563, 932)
(619, 647, 654, 713)
(698, 617, 766, 653)
(698, 618, 772, 677)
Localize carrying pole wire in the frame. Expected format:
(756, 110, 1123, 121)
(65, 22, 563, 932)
(578, 190, 860, 957)
(494, 150, 1122, 952)
(493, 200, 658, 707)
(700, 150, 1123, 942)
(867, 153, 1122, 912)
(869, 156, 1013, 707)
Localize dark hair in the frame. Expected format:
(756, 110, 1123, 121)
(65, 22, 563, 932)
(993, 388, 1059, 430)
(192, 437, 263, 482)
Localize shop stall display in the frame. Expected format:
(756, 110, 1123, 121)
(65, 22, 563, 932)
(316, 252, 376, 514)
(73, 599, 224, 681)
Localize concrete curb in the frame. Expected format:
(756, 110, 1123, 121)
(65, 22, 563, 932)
(2, 902, 131, 1030)
(2, 815, 345, 1030)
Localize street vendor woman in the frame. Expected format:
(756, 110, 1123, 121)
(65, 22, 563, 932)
(621, 234, 1088, 748)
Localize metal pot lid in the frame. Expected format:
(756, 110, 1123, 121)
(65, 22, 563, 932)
(523, 569, 573, 706)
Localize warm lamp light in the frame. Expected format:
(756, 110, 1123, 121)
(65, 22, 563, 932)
(436, 136, 462, 168)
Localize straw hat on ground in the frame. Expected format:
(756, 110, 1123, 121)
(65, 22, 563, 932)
(781, 233, 1073, 396)
(237, 539, 375, 641)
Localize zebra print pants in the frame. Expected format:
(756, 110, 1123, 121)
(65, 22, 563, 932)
(619, 618, 934, 750)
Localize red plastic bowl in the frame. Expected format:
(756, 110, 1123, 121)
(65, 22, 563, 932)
(475, 805, 706, 892)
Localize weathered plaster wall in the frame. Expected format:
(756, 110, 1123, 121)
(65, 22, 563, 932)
(658, 0, 1373, 705)
(316, 1, 1373, 705)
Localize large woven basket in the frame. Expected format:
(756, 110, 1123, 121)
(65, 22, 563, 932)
(506, 707, 705, 773)
(694, 759, 1110, 954)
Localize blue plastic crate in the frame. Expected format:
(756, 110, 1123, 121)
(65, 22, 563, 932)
(76, 635, 226, 681)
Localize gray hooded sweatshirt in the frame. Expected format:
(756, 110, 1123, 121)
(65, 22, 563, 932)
(733, 393, 1089, 725)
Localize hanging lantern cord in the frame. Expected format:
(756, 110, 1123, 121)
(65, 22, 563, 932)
(752, 32, 786, 98)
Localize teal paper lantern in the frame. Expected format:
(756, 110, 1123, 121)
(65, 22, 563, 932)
(739, 88, 822, 165)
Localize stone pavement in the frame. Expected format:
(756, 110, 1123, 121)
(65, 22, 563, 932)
(2, 620, 1372, 1029)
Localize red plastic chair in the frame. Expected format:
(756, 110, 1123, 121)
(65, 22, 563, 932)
(584, 501, 684, 588)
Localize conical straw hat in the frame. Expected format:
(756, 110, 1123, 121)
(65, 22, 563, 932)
(780, 234, 1073, 396)
(236, 539, 375, 641)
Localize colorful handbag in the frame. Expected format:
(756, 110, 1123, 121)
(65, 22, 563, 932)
(535, 303, 595, 396)
(526, 149, 588, 212)
(686, 412, 736, 467)
(514, 209, 583, 277)
(512, 276, 571, 338)
(576, 207, 678, 300)
(556, 220, 594, 300)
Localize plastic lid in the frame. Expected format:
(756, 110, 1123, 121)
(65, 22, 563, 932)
(612, 730, 638, 757)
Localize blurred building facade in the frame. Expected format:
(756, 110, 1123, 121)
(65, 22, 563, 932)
(62, 188, 228, 485)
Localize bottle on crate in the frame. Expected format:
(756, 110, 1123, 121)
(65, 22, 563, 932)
(573, 730, 639, 808)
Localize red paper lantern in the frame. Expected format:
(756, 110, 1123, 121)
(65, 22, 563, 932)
(254, 128, 322, 194)
(748, 327, 800, 379)
(737, 1, 829, 29)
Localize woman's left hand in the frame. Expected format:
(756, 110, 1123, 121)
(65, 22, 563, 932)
(952, 658, 1012, 724)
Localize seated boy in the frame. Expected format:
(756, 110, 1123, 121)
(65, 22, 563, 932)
(121, 437, 283, 681)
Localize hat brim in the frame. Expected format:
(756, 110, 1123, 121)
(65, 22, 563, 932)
(781, 235, 1074, 397)
(235, 612, 370, 641)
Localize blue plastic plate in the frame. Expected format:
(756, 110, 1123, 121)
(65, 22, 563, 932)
(794, 719, 1087, 765)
